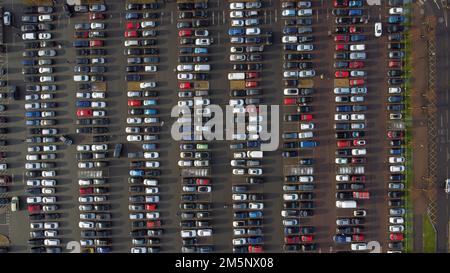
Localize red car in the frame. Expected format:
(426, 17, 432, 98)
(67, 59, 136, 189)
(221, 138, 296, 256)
(301, 235, 313, 242)
(335, 44, 348, 51)
(389, 61, 402, 68)
(126, 22, 140, 29)
(77, 109, 92, 117)
(145, 204, 157, 211)
(285, 236, 301, 244)
(79, 187, 93, 195)
(334, 35, 349, 42)
(284, 98, 297, 105)
(178, 29, 192, 37)
(28, 204, 41, 213)
(124, 31, 138, 38)
(146, 220, 161, 228)
(349, 61, 364, 69)
(334, 0, 349, 7)
(245, 81, 258, 88)
(337, 140, 351, 148)
(74, 31, 89, 38)
(248, 245, 263, 253)
(351, 175, 366, 182)
(89, 12, 105, 20)
(349, 79, 364, 86)
(389, 233, 404, 241)
(90, 40, 103, 47)
(349, 26, 362, 33)
(196, 178, 210, 185)
(301, 114, 313, 121)
(335, 71, 349, 78)
(352, 234, 364, 241)
(128, 100, 142, 107)
(246, 72, 260, 79)
(387, 130, 404, 139)
(179, 82, 192, 89)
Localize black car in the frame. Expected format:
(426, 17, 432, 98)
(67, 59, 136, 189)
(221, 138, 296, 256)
(387, 25, 405, 33)
(388, 70, 403, 77)
(126, 74, 141, 81)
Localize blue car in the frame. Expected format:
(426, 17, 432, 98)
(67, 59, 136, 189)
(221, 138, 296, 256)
(143, 99, 157, 106)
(26, 111, 40, 118)
(234, 212, 247, 219)
(22, 59, 37, 66)
(283, 26, 298, 34)
(388, 16, 405, 24)
(349, 0, 363, 7)
(143, 143, 157, 150)
(129, 170, 144, 177)
(247, 237, 263, 244)
(26, 120, 40, 126)
(300, 141, 317, 148)
(228, 28, 245, 36)
(349, 9, 363, 16)
(336, 105, 352, 112)
(390, 148, 405, 155)
(144, 109, 158, 115)
(249, 211, 263, 218)
(96, 247, 111, 253)
(194, 47, 208, 54)
(247, 141, 260, 148)
(350, 35, 366, 42)
(333, 234, 351, 244)
(76, 101, 90, 107)
(125, 12, 139, 20)
(182, 135, 194, 141)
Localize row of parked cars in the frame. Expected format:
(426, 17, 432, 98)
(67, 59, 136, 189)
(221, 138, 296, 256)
(331, 0, 371, 252)
(228, 1, 266, 253)
(71, 3, 113, 254)
(122, 2, 164, 254)
(21, 4, 63, 253)
(176, 0, 214, 254)
(280, 0, 317, 252)
(384, 0, 408, 253)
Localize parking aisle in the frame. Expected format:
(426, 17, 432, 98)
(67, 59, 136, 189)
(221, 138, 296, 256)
(123, 1, 164, 253)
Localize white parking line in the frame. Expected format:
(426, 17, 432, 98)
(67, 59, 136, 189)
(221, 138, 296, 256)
(274, 9, 278, 22)
(171, 11, 173, 24)
(223, 11, 226, 24)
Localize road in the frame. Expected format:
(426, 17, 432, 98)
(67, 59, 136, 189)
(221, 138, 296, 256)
(424, 0, 450, 253)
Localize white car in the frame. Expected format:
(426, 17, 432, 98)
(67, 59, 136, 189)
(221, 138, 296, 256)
(336, 175, 350, 182)
(297, 44, 314, 51)
(127, 135, 142, 142)
(27, 197, 42, 204)
(42, 180, 56, 186)
(178, 160, 193, 167)
(299, 70, 315, 77)
(177, 73, 193, 80)
(91, 101, 106, 108)
(38, 33, 52, 40)
(92, 92, 105, 98)
(389, 87, 402, 93)
(232, 238, 247, 245)
(335, 114, 349, 121)
(389, 157, 405, 163)
(389, 217, 404, 224)
(282, 36, 297, 43)
(140, 82, 156, 89)
(181, 230, 197, 238)
(78, 162, 94, 169)
(74, 75, 89, 82)
(284, 88, 299, 96)
(283, 71, 299, 78)
(44, 222, 59, 229)
(350, 44, 365, 51)
(375, 22, 382, 37)
(352, 149, 366, 156)
(77, 145, 90, 152)
(197, 229, 212, 237)
(248, 168, 262, 175)
(40, 76, 54, 82)
(141, 21, 155, 28)
(90, 22, 104, 29)
(246, 27, 260, 35)
(42, 171, 55, 177)
(93, 111, 106, 117)
(232, 134, 246, 140)
(145, 66, 157, 72)
(351, 243, 367, 251)
(43, 197, 56, 203)
(91, 144, 107, 151)
(283, 194, 298, 201)
(232, 194, 247, 201)
(39, 67, 52, 73)
(389, 225, 405, 232)
(390, 165, 405, 173)
(230, 11, 244, 18)
(44, 230, 58, 237)
(231, 20, 244, 26)
(177, 64, 193, 72)
(389, 7, 403, 15)
(195, 38, 211, 46)
(79, 221, 95, 229)
(351, 114, 365, 121)
(335, 158, 348, 164)
(249, 203, 264, 209)
(144, 152, 159, 159)
(230, 3, 245, 9)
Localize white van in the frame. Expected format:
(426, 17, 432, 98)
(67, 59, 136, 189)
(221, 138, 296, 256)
(195, 64, 211, 71)
(247, 151, 263, 158)
(228, 73, 245, 80)
(298, 132, 313, 139)
(124, 40, 139, 47)
(144, 179, 158, 186)
(336, 200, 357, 208)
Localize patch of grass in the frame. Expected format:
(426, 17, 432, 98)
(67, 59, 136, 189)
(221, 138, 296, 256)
(423, 214, 437, 253)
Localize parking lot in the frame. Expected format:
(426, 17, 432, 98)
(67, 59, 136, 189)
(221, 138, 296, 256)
(0, 0, 410, 253)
